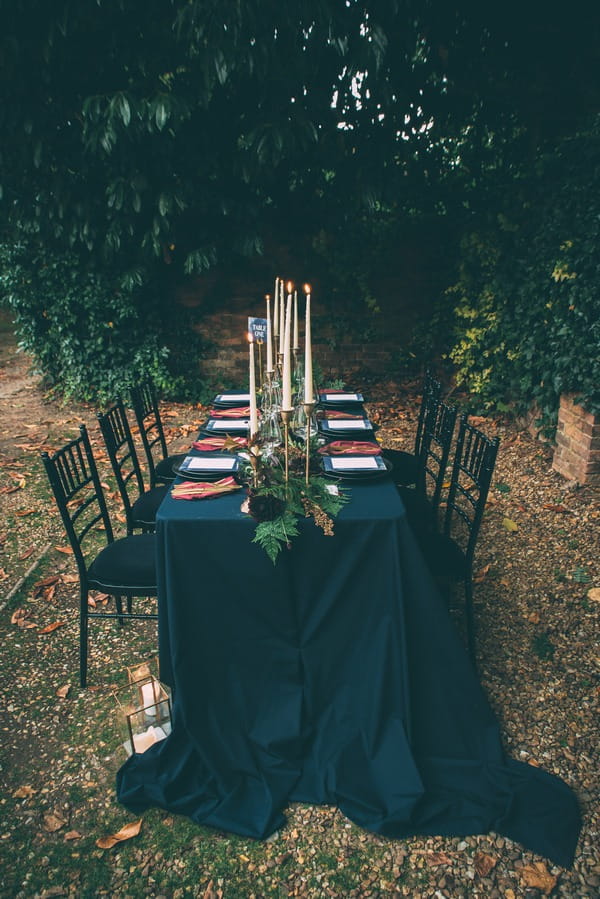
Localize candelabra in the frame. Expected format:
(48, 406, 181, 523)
(303, 402, 316, 484)
(279, 408, 293, 483)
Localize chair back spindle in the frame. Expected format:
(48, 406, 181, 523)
(130, 382, 170, 487)
(98, 400, 147, 534)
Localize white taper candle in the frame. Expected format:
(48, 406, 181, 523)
(249, 337, 259, 437)
(293, 290, 299, 350)
(279, 281, 287, 356)
(304, 285, 313, 403)
(282, 293, 292, 410)
(273, 278, 279, 339)
(265, 294, 273, 372)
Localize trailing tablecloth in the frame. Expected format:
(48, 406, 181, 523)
(117, 479, 580, 866)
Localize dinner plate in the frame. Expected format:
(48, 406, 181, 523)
(200, 418, 250, 435)
(318, 391, 364, 405)
(212, 392, 252, 408)
(320, 456, 393, 481)
(173, 454, 240, 481)
(318, 418, 375, 438)
(319, 401, 365, 412)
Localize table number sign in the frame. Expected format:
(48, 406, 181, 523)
(248, 316, 267, 343)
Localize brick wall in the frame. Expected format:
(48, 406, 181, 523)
(193, 309, 405, 383)
(553, 394, 600, 485)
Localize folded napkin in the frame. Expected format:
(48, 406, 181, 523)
(318, 440, 382, 455)
(323, 410, 364, 419)
(192, 436, 247, 452)
(209, 406, 251, 419)
(171, 476, 239, 500)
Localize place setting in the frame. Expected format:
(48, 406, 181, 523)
(172, 453, 241, 481)
(317, 416, 376, 439)
(320, 453, 392, 481)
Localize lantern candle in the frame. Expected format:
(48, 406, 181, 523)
(304, 285, 313, 403)
(140, 681, 158, 717)
(248, 335, 259, 436)
(282, 294, 293, 410)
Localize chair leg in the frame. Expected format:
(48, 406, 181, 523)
(464, 578, 477, 666)
(80, 590, 89, 688)
(115, 595, 126, 626)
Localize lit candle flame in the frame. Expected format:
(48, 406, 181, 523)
(304, 283, 311, 294)
(287, 281, 293, 294)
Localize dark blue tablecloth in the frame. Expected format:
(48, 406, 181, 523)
(117, 477, 580, 866)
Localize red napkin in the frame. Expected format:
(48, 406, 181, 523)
(209, 406, 250, 419)
(318, 388, 349, 394)
(192, 436, 247, 451)
(171, 476, 239, 500)
(323, 410, 364, 419)
(318, 441, 382, 456)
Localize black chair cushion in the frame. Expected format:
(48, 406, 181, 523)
(421, 533, 467, 581)
(398, 486, 437, 539)
(382, 449, 418, 486)
(131, 485, 169, 526)
(88, 534, 157, 592)
(154, 455, 180, 483)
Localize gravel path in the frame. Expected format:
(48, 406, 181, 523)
(0, 322, 598, 897)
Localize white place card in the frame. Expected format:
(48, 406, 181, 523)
(324, 419, 370, 430)
(329, 456, 381, 470)
(183, 456, 237, 471)
(207, 419, 249, 431)
(214, 393, 250, 403)
(322, 392, 363, 403)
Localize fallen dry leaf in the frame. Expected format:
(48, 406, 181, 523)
(13, 785, 37, 799)
(38, 621, 66, 635)
(15, 508, 37, 517)
(43, 812, 66, 833)
(473, 851, 497, 877)
(33, 574, 61, 593)
(542, 503, 573, 514)
(502, 517, 518, 532)
(56, 684, 71, 699)
(587, 587, 600, 603)
(0, 567, 8, 580)
(64, 830, 82, 841)
(473, 562, 491, 583)
(54, 546, 74, 555)
(520, 861, 557, 895)
(527, 611, 541, 624)
(203, 879, 223, 899)
(11, 608, 37, 629)
(61, 573, 78, 584)
(18, 547, 35, 561)
(426, 851, 452, 866)
(96, 818, 142, 850)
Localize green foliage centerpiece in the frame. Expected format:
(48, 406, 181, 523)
(242, 439, 347, 564)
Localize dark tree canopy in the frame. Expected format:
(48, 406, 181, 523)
(2, 2, 599, 279)
(1, 2, 600, 414)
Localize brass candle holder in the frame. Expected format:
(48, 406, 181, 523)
(248, 442, 262, 488)
(303, 401, 316, 484)
(279, 408, 293, 483)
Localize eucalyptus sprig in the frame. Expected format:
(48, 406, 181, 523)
(247, 451, 348, 564)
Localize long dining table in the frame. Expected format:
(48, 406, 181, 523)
(117, 405, 580, 867)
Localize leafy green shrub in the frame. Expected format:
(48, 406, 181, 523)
(0, 242, 209, 404)
(447, 119, 600, 432)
